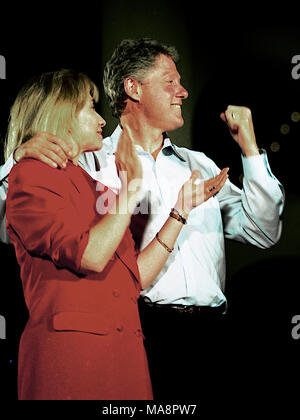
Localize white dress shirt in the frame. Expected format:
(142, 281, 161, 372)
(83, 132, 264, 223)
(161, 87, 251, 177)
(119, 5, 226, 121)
(0, 125, 284, 306)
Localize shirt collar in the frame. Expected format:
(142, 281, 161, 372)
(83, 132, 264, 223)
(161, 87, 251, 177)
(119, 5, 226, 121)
(109, 125, 186, 162)
(161, 135, 186, 162)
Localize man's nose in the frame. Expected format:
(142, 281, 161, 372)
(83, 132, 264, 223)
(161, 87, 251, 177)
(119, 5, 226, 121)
(177, 84, 188, 100)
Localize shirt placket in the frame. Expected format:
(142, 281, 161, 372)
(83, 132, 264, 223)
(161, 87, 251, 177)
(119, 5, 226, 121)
(143, 153, 167, 227)
(155, 153, 191, 298)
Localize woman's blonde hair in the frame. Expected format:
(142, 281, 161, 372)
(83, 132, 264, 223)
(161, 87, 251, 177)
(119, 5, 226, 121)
(4, 69, 99, 161)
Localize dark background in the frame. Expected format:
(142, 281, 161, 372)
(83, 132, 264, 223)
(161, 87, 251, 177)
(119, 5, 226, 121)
(0, 1, 300, 409)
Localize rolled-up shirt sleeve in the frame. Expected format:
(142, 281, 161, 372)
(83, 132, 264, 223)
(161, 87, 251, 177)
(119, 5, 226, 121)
(6, 160, 90, 273)
(215, 150, 284, 248)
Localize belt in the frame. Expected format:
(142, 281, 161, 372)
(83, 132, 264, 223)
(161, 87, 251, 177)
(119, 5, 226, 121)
(139, 299, 227, 316)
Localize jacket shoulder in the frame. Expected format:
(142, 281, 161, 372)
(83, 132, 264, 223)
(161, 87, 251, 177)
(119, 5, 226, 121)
(8, 159, 69, 192)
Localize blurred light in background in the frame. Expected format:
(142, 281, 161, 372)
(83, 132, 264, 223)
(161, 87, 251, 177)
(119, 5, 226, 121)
(280, 124, 290, 135)
(270, 141, 281, 152)
(291, 111, 300, 122)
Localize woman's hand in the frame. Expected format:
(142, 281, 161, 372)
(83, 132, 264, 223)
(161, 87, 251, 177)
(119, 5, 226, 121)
(174, 168, 229, 217)
(115, 126, 143, 207)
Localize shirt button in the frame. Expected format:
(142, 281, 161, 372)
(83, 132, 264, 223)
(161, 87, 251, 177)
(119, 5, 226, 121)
(112, 289, 120, 297)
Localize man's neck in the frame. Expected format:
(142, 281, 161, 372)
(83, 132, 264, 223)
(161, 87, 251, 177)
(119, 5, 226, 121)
(120, 114, 164, 159)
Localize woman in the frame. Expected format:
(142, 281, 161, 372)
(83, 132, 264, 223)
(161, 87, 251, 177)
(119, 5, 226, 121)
(5, 69, 228, 400)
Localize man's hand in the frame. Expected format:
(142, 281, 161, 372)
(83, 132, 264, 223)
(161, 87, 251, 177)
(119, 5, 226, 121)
(220, 106, 260, 157)
(13, 132, 78, 168)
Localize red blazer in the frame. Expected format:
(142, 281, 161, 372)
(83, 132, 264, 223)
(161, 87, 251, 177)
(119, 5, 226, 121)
(6, 159, 153, 400)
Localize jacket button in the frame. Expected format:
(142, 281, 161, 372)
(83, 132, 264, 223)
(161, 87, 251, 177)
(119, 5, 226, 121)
(116, 325, 124, 333)
(135, 329, 143, 338)
(112, 289, 120, 297)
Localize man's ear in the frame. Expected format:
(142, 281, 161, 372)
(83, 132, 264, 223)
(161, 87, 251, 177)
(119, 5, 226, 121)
(124, 77, 141, 101)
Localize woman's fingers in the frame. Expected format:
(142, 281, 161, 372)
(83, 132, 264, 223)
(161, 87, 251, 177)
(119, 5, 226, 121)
(205, 168, 229, 194)
(175, 167, 229, 213)
(191, 168, 229, 206)
(214, 168, 229, 189)
(115, 128, 143, 194)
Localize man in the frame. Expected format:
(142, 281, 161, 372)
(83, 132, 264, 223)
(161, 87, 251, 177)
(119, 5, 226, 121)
(0, 39, 284, 400)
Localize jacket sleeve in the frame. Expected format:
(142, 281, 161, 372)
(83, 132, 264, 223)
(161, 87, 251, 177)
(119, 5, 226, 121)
(6, 160, 90, 273)
(1, 152, 94, 244)
(0, 154, 14, 244)
(215, 150, 285, 248)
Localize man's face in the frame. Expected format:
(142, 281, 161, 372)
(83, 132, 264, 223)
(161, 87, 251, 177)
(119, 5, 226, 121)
(138, 54, 188, 132)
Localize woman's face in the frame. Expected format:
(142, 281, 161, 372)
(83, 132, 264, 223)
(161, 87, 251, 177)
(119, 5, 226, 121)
(74, 94, 106, 152)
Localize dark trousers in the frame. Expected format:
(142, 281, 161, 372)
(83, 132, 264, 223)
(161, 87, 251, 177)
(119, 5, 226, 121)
(138, 299, 230, 401)
(138, 297, 295, 413)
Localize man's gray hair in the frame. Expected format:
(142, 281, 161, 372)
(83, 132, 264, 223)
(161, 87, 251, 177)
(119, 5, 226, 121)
(103, 38, 179, 119)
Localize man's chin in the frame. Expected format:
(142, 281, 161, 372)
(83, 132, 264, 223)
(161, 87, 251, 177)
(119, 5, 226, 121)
(166, 119, 184, 132)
